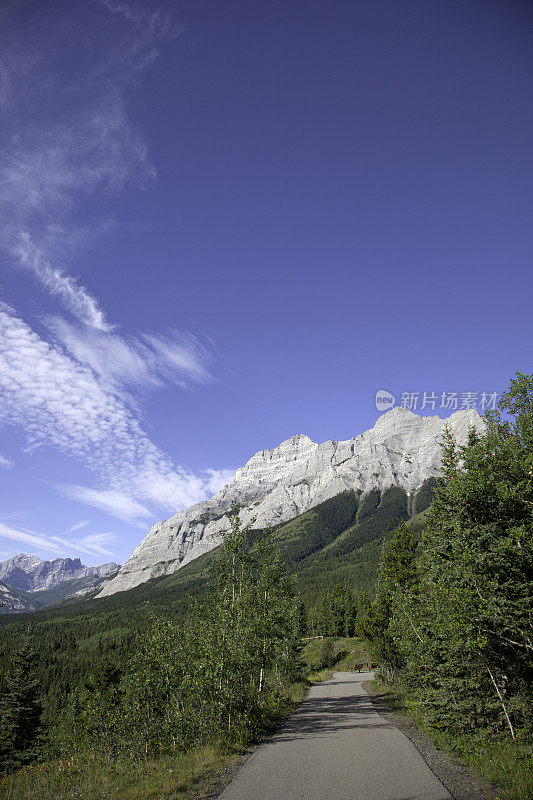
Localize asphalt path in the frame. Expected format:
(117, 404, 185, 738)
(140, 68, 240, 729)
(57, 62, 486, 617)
(218, 671, 453, 800)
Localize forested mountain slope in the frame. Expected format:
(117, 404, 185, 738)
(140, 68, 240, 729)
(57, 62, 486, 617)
(0, 581, 41, 614)
(100, 407, 483, 597)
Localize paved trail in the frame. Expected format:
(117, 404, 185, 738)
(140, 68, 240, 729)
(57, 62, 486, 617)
(219, 671, 453, 800)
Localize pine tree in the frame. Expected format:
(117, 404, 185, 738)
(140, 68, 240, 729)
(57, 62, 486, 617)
(0, 638, 43, 770)
(390, 373, 533, 737)
(440, 422, 460, 480)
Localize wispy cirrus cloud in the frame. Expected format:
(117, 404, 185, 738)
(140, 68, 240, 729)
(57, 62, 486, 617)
(0, 1, 167, 322)
(13, 235, 112, 331)
(0, 521, 116, 560)
(0, 454, 13, 468)
(0, 522, 66, 557)
(59, 486, 152, 525)
(1, 99, 154, 223)
(0, 4, 234, 541)
(94, 0, 173, 30)
(56, 521, 90, 537)
(0, 3, 212, 390)
(77, 533, 117, 558)
(0, 304, 234, 524)
(48, 317, 213, 392)
(49, 530, 117, 559)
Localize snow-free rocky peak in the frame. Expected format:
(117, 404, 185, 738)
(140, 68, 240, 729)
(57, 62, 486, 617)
(0, 554, 120, 592)
(98, 407, 485, 598)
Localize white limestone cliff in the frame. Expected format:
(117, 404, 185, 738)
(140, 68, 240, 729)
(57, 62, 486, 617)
(98, 407, 485, 597)
(0, 554, 120, 592)
(0, 580, 40, 614)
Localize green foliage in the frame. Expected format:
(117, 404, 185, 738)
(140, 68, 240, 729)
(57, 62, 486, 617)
(292, 486, 413, 596)
(172, 509, 301, 747)
(300, 638, 334, 671)
(0, 746, 238, 800)
(372, 675, 533, 800)
(304, 583, 357, 637)
(411, 477, 437, 516)
(274, 490, 359, 565)
(47, 508, 301, 765)
(439, 421, 460, 480)
(459, 738, 533, 800)
(356, 488, 381, 523)
(30, 574, 112, 607)
(358, 522, 418, 679)
(368, 372, 533, 743)
(299, 636, 372, 674)
(324, 486, 409, 559)
(0, 638, 43, 770)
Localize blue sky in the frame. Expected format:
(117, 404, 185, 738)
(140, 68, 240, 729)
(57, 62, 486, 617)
(0, 0, 532, 566)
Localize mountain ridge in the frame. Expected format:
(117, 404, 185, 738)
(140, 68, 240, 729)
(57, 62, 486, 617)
(99, 407, 485, 598)
(0, 553, 119, 593)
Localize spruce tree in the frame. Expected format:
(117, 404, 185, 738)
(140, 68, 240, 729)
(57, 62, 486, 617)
(0, 638, 43, 770)
(389, 372, 533, 737)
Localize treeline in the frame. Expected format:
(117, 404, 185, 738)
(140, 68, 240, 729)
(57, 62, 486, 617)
(361, 372, 533, 739)
(0, 511, 300, 769)
(0, 615, 140, 716)
(300, 585, 371, 638)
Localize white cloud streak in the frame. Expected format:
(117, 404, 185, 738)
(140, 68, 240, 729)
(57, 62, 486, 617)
(57, 521, 90, 536)
(0, 5, 233, 542)
(0, 101, 155, 325)
(14, 235, 112, 331)
(95, 0, 171, 30)
(59, 486, 152, 524)
(0, 3, 167, 322)
(49, 531, 116, 558)
(0, 4, 213, 391)
(0, 520, 117, 560)
(48, 317, 213, 391)
(0, 304, 234, 523)
(0, 522, 66, 556)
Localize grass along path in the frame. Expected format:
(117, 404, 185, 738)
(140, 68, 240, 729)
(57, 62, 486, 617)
(0, 677, 320, 800)
(0, 746, 239, 800)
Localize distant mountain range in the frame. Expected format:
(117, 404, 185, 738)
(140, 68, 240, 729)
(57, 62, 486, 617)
(0, 554, 120, 614)
(99, 407, 485, 598)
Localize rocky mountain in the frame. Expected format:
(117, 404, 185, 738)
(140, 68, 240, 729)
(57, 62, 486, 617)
(0, 554, 119, 593)
(99, 407, 485, 598)
(0, 580, 40, 614)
